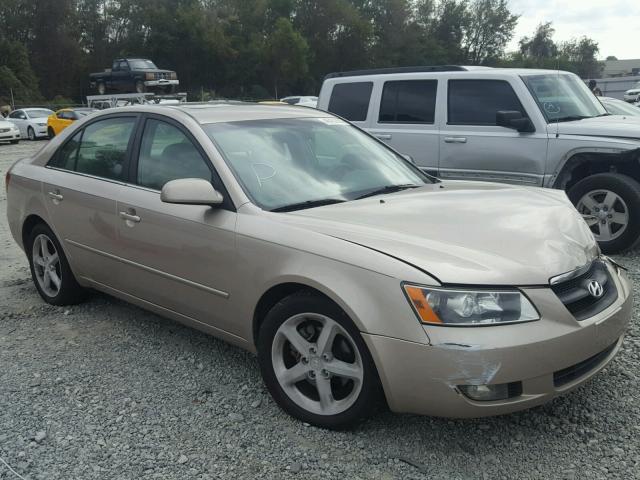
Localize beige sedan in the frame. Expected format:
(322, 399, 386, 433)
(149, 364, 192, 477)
(6, 104, 632, 428)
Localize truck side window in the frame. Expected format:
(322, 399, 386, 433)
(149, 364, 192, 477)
(379, 80, 437, 124)
(448, 80, 525, 126)
(327, 82, 373, 122)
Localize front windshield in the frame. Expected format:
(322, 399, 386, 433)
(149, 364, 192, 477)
(522, 74, 607, 122)
(129, 59, 157, 70)
(26, 109, 54, 118)
(602, 99, 640, 116)
(204, 117, 429, 211)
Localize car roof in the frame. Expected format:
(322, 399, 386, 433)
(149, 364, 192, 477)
(166, 103, 331, 124)
(324, 66, 576, 80)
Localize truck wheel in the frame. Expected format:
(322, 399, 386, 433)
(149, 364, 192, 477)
(568, 173, 640, 254)
(97, 82, 106, 95)
(47, 127, 55, 139)
(135, 80, 146, 93)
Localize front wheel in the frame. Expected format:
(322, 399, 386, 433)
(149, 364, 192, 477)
(27, 126, 35, 140)
(568, 173, 640, 253)
(27, 223, 88, 305)
(135, 80, 146, 93)
(97, 82, 106, 95)
(258, 291, 382, 429)
(47, 127, 55, 139)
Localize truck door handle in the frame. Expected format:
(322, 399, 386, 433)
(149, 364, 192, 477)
(119, 211, 141, 223)
(444, 136, 467, 144)
(375, 134, 392, 140)
(48, 191, 63, 202)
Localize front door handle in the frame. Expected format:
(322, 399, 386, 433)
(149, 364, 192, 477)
(444, 136, 467, 144)
(119, 211, 141, 223)
(48, 191, 63, 202)
(375, 134, 392, 140)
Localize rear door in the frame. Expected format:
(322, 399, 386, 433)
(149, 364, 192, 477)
(367, 79, 440, 175)
(112, 115, 240, 335)
(439, 78, 548, 186)
(43, 114, 138, 287)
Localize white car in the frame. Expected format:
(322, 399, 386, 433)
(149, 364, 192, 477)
(280, 96, 318, 108)
(599, 96, 640, 116)
(0, 117, 20, 144)
(623, 81, 640, 103)
(7, 108, 54, 140)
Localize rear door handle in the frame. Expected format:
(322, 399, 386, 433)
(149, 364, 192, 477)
(119, 211, 141, 223)
(48, 191, 63, 201)
(375, 134, 392, 140)
(444, 136, 467, 144)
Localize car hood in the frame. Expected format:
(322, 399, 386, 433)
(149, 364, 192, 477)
(0, 120, 16, 128)
(552, 115, 640, 139)
(27, 117, 49, 124)
(280, 182, 598, 286)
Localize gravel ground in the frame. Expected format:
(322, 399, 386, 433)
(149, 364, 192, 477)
(1, 140, 639, 480)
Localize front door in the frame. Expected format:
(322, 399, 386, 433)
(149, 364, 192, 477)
(43, 114, 138, 287)
(439, 79, 548, 186)
(113, 115, 240, 336)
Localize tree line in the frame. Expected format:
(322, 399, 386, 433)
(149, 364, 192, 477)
(0, 0, 604, 106)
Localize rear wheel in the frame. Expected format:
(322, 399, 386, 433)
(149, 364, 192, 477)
(258, 291, 381, 429)
(27, 223, 87, 305)
(47, 127, 55, 139)
(569, 173, 640, 253)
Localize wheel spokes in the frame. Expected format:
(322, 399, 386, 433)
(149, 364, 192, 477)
(316, 321, 338, 355)
(279, 321, 312, 356)
(315, 375, 333, 411)
(280, 362, 308, 385)
(325, 359, 363, 382)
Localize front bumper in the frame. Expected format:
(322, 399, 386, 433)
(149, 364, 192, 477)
(364, 262, 632, 417)
(144, 79, 179, 87)
(623, 93, 640, 102)
(0, 130, 20, 141)
(33, 125, 47, 138)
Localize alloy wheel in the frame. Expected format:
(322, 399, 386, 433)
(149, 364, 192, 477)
(32, 233, 62, 297)
(28, 127, 35, 140)
(271, 313, 364, 416)
(577, 189, 629, 241)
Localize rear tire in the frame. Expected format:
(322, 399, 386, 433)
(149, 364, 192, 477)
(26, 223, 88, 306)
(568, 173, 640, 253)
(257, 291, 382, 429)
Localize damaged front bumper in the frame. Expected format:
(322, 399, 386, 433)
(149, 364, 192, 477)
(363, 264, 632, 417)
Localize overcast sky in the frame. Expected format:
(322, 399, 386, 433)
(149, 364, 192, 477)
(507, 0, 640, 60)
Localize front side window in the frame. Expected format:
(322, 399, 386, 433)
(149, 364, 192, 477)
(327, 82, 373, 122)
(49, 131, 82, 170)
(75, 117, 136, 180)
(448, 80, 525, 125)
(379, 80, 437, 124)
(137, 119, 211, 190)
(9, 111, 25, 119)
(128, 59, 157, 70)
(204, 117, 429, 211)
(522, 74, 608, 122)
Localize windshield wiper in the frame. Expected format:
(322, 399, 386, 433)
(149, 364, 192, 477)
(553, 115, 591, 122)
(270, 198, 346, 213)
(354, 184, 421, 200)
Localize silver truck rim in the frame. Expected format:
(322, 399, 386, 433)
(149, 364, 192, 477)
(32, 234, 62, 297)
(577, 189, 629, 241)
(272, 313, 364, 416)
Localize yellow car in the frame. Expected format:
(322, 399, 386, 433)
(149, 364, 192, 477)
(47, 108, 97, 138)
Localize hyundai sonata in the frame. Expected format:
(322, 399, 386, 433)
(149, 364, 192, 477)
(6, 104, 631, 428)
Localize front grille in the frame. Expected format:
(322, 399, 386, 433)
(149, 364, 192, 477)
(551, 260, 617, 321)
(0, 128, 9, 133)
(553, 341, 617, 387)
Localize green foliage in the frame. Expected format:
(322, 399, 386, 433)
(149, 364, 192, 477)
(0, 1, 603, 103)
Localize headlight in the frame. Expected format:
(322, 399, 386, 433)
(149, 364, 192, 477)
(169, 72, 177, 80)
(37, 122, 46, 126)
(145, 72, 155, 80)
(403, 284, 539, 326)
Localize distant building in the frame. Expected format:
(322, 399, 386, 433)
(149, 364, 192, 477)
(602, 59, 640, 78)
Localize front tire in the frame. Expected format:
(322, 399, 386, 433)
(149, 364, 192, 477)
(568, 173, 640, 253)
(47, 127, 55, 139)
(97, 82, 106, 95)
(257, 291, 381, 429)
(27, 223, 87, 306)
(27, 127, 35, 140)
(135, 80, 146, 93)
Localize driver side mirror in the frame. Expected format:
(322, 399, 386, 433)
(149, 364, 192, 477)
(160, 178, 223, 206)
(496, 111, 535, 133)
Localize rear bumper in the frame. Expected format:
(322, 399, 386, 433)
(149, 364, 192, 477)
(364, 263, 632, 417)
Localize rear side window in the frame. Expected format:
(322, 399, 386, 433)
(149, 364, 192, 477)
(379, 80, 437, 124)
(50, 117, 136, 180)
(136, 119, 211, 190)
(448, 80, 525, 125)
(327, 82, 373, 122)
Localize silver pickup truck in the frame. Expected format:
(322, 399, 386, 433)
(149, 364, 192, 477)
(318, 66, 640, 253)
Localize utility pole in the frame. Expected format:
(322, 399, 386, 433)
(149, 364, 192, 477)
(10, 88, 15, 110)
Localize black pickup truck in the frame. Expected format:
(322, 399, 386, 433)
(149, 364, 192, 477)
(89, 58, 179, 95)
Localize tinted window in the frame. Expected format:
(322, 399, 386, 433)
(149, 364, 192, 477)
(379, 80, 437, 124)
(327, 82, 373, 121)
(448, 80, 525, 125)
(137, 119, 211, 190)
(75, 117, 136, 180)
(49, 131, 82, 170)
(9, 111, 25, 119)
